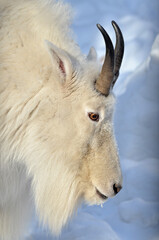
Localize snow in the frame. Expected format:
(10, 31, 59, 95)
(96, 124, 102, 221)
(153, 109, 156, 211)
(119, 198, 159, 227)
(28, 0, 159, 239)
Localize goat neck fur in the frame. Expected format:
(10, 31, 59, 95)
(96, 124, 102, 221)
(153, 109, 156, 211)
(0, 0, 122, 239)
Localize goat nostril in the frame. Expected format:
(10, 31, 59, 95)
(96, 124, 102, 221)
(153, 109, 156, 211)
(113, 183, 122, 195)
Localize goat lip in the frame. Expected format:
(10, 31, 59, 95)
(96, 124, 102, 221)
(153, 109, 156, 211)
(96, 188, 108, 200)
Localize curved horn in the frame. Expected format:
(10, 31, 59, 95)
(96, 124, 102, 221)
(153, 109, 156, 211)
(96, 22, 124, 96)
(96, 24, 114, 96)
(112, 21, 124, 87)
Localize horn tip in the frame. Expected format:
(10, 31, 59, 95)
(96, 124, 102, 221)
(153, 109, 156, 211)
(111, 20, 117, 27)
(96, 23, 102, 30)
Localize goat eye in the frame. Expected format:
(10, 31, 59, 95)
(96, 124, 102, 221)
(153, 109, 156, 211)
(88, 112, 99, 122)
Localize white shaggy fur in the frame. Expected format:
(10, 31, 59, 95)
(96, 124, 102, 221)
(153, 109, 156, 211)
(0, 0, 122, 239)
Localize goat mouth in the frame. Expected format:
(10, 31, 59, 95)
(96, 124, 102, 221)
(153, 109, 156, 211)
(96, 188, 107, 200)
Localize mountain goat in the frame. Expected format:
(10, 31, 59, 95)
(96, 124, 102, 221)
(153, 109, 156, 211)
(0, 0, 124, 239)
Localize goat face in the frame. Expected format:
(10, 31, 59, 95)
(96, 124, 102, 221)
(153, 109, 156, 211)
(63, 66, 122, 205)
(78, 90, 122, 205)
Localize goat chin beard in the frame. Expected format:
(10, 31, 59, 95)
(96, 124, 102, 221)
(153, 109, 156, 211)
(38, 187, 107, 236)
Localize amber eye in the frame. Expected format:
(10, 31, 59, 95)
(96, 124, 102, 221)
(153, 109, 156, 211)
(88, 112, 99, 122)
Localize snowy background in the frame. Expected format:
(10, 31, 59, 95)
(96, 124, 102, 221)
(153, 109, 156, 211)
(28, 0, 159, 239)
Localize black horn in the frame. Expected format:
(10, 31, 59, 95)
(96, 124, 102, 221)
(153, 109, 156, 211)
(112, 21, 124, 87)
(96, 21, 124, 96)
(96, 24, 115, 96)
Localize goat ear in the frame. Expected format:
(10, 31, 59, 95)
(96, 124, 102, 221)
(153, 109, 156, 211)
(45, 40, 72, 83)
(87, 47, 97, 61)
